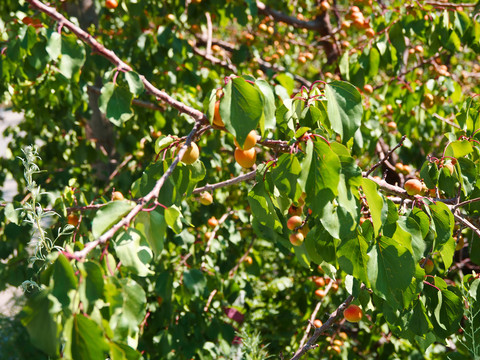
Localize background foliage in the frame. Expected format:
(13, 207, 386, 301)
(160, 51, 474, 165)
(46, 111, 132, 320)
(1, 0, 480, 359)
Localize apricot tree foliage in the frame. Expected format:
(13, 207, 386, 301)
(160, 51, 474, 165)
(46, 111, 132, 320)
(0, 0, 480, 359)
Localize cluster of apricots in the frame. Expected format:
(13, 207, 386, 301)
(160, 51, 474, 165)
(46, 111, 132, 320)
(394, 163, 412, 175)
(286, 193, 309, 246)
(313, 275, 339, 299)
(325, 331, 348, 355)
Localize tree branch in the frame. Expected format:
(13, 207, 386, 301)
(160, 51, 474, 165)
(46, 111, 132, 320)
(193, 171, 256, 194)
(289, 294, 354, 360)
(26, 0, 208, 124)
(366, 135, 406, 176)
(70, 121, 202, 260)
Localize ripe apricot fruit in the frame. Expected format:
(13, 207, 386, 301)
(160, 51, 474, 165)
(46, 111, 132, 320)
(343, 304, 363, 322)
(181, 142, 199, 165)
(287, 215, 303, 230)
(112, 191, 124, 201)
(207, 216, 219, 228)
(244, 256, 253, 265)
(200, 191, 213, 205)
(299, 224, 310, 237)
(234, 148, 256, 168)
(288, 204, 303, 216)
(67, 213, 79, 226)
(289, 232, 304, 246)
(387, 122, 397, 131)
(404, 179, 424, 196)
(320, 1, 330, 11)
(315, 289, 326, 298)
(313, 319, 323, 328)
(234, 130, 258, 150)
(106, 0, 118, 9)
(314, 277, 325, 287)
(213, 100, 225, 127)
(363, 84, 373, 94)
(365, 28, 375, 38)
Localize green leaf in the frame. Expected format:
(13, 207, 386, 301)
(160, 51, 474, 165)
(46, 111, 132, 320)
(397, 216, 425, 263)
(407, 299, 433, 336)
(183, 269, 206, 297)
(114, 228, 153, 276)
(275, 74, 295, 95)
(51, 254, 78, 308)
(429, 202, 454, 251)
(58, 34, 86, 79)
(92, 200, 135, 238)
(248, 182, 283, 233)
(125, 71, 144, 96)
(367, 236, 415, 308)
(361, 178, 384, 236)
(420, 161, 439, 190)
(109, 341, 142, 360)
(444, 140, 473, 158)
(221, 77, 264, 146)
(303, 140, 341, 216)
(135, 210, 166, 257)
(4, 202, 19, 224)
(78, 261, 104, 310)
(165, 205, 183, 234)
(46, 31, 61, 60)
(21, 291, 60, 357)
(305, 225, 337, 264)
(456, 97, 480, 134)
(155, 135, 175, 154)
(368, 47, 380, 77)
(424, 278, 463, 338)
(255, 79, 276, 130)
(108, 278, 146, 339)
(338, 233, 370, 286)
(270, 153, 302, 201)
(325, 81, 363, 142)
(71, 315, 109, 360)
(99, 82, 134, 126)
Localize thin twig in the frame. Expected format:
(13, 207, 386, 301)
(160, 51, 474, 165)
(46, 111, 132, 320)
(193, 171, 256, 194)
(366, 135, 406, 176)
(298, 281, 334, 349)
(69, 121, 202, 259)
(192, 46, 237, 73)
(205, 12, 213, 58)
(228, 237, 256, 278)
(424, 1, 477, 7)
(454, 213, 480, 238)
(432, 113, 460, 129)
(203, 289, 217, 312)
(454, 197, 480, 210)
(26, 0, 207, 124)
(289, 294, 355, 360)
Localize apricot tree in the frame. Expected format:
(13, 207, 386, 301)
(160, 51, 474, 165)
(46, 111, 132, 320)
(0, 0, 480, 359)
